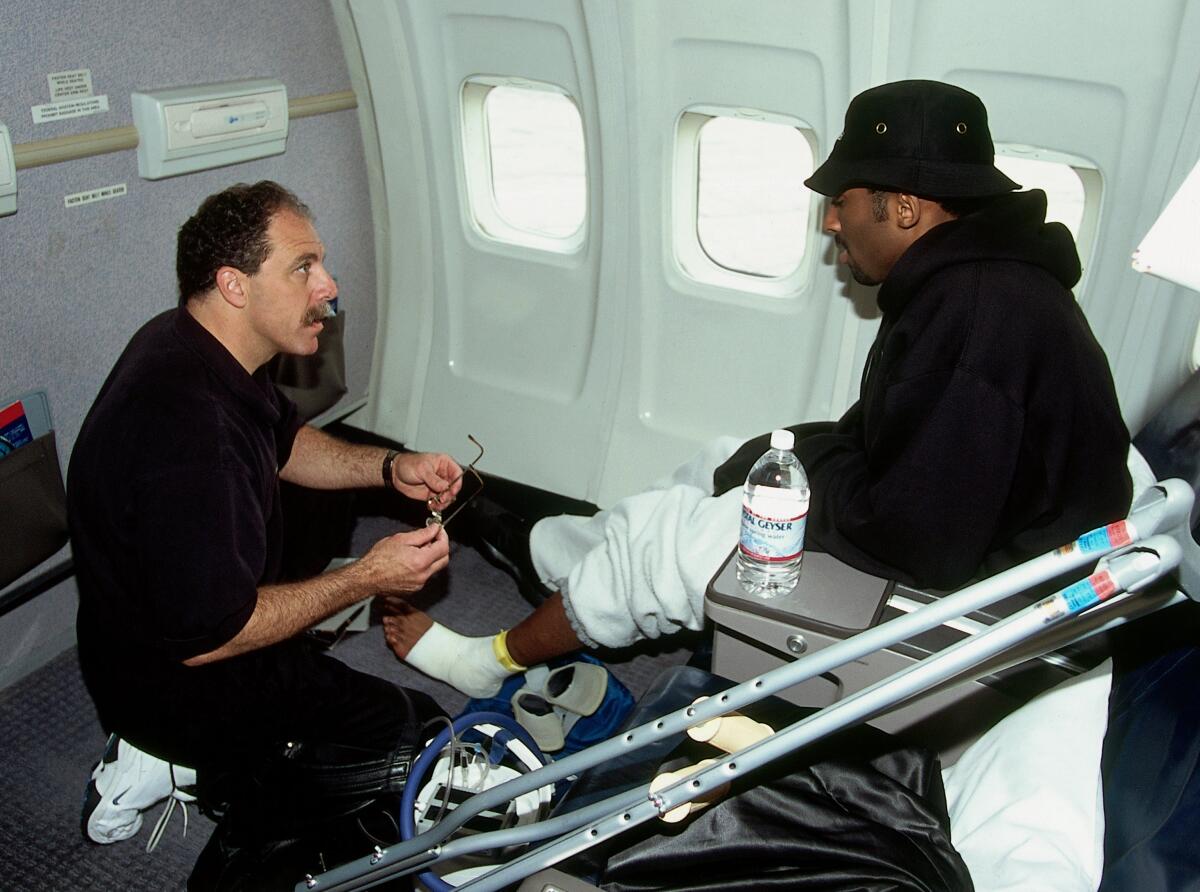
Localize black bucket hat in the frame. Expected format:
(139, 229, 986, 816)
(805, 80, 1020, 198)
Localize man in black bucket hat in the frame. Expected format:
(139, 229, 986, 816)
(714, 79, 1132, 588)
(382, 80, 1133, 701)
(806, 79, 1019, 200)
(714, 78, 1132, 586)
(801, 79, 1019, 287)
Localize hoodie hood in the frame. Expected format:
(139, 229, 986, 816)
(877, 190, 1082, 317)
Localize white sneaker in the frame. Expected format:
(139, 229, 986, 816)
(80, 734, 197, 845)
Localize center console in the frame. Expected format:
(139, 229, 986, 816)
(705, 548, 1099, 759)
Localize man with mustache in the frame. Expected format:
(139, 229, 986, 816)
(386, 81, 1132, 703)
(69, 181, 459, 886)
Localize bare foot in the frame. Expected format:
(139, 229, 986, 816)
(378, 594, 414, 615)
(382, 607, 434, 659)
(386, 616, 513, 697)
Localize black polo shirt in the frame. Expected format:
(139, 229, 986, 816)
(70, 308, 304, 761)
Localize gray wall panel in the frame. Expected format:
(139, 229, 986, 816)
(0, 0, 378, 687)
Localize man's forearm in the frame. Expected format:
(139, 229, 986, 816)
(281, 426, 461, 508)
(183, 560, 377, 666)
(279, 424, 389, 490)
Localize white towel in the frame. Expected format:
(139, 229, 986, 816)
(531, 436, 745, 648)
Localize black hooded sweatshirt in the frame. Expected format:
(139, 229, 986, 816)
(719, 190, 1132, 590)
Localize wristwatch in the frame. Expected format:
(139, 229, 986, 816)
(382, 449, 400, 489)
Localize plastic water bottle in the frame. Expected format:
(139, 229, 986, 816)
(736, 429, 810, 598)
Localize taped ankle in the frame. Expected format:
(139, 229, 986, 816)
(404, 622, 512, 698)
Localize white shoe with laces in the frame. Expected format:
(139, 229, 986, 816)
(80, 733, 198, 849)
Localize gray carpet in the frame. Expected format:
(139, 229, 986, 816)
(0, 516, 697, 891)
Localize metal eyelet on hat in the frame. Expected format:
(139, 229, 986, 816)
(956, 122, 968, 134)
(875, 122, 887, 134)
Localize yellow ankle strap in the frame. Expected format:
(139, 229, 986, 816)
(493, 629, 527, 673)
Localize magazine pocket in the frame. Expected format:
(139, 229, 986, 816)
(0, 431, 69, 589)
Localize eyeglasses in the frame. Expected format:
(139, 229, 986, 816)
(314, 436, 485, 652)
(427, 434, 485, 528)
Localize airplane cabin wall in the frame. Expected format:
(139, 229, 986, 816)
(0, 0, 379, 689)
(343, 0, 626, 499)
(4, 0, 1195, 689)
(887, 0, 1200, 433)
(342, 0, 1200, 509)
(596, 1, 864, 506)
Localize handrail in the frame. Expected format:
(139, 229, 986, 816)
(0, 557, 74, 618)
(12, 90, 358, 171)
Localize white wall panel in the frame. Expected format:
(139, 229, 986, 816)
(594, 0, 869, 504)
(437, 11, 593, 403)
(888, 0, 1200, 428)
(345, 0, 1200, 507)
(348, 0, 623, 499)
(347, 0, 437, 442)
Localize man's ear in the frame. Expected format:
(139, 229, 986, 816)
(894, 193, 922, 230)
(214, 266, 248, 308)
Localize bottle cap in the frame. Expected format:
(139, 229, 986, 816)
(769, 429, 795, 451)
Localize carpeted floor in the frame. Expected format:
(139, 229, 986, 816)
(0, 513, 698, 891)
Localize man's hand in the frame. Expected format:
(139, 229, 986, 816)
(184, 523, 450, 667)
(281, 429, 465, 503)
(359, 521, 451, 594)
(391, 452, 463, 510)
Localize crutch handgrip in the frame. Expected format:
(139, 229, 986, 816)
(686, 697, 774, 753)
(648, 759, 729, 823)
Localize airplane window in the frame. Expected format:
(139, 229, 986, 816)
(696, 116, 815, 278)
(461, 78, 587, 253)
(993, 154, 1087, 239)
(484, 86, 586, 238)
(993, 147, 1101, 285)
(674, 108, 818, 297)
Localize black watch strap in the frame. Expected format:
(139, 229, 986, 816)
(382, 449, 400, 489)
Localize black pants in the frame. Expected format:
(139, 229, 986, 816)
(1099, 602, 1200, 891)
(194, 660, 444, 827)
(100, 637, 444, 768)
(106, 641, 446, 891)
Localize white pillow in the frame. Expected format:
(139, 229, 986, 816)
(941, 659, 1112, 892)
(1127, 444, 1157, 501)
